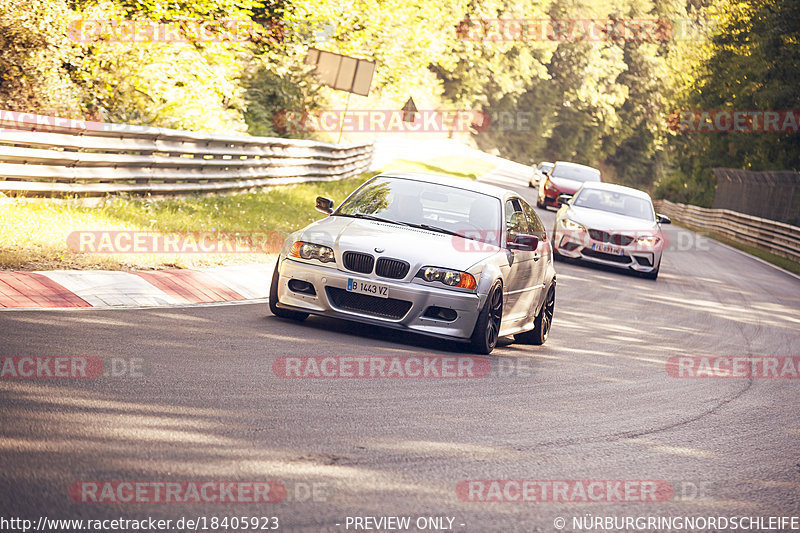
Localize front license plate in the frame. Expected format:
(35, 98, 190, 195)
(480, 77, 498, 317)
(347, 278, 389, 298)
(592, 242, 624, 255)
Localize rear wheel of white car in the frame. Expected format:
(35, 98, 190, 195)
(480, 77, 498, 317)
(470, 281, 503, 354)
(516, 285, 555, 345)
(269, 261, 309, 321)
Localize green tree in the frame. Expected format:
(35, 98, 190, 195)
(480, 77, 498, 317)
(0, 0, 85, 115)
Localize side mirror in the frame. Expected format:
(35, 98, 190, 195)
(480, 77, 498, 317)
(315, 196, 334, 215)
(508, 234, 539, 251)
(656, 213, 671, 224)
(557, 193, 573, 206)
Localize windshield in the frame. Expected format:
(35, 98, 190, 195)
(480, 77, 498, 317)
(335, 176, 503, 246)
(551, 164, 601, 182)
(572, 188, 655, 221)
(540, 162, 553, 172)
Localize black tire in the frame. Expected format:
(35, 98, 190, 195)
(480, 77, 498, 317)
(536, 199, 545, 209)
(515, 284, 555, 345)
(470, 280, 503, 354)
(269, 260, 309, 321)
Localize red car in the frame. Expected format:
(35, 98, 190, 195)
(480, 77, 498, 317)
(537, 161, 602, 209)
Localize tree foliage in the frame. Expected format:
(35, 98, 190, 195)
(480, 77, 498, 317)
(0, 0, 797, 204)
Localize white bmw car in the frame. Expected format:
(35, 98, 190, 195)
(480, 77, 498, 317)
(552, 182, 670, 279)
(269, 172, 557, 353)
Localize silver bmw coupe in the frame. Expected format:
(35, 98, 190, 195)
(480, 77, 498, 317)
(269, 172, 557, 354)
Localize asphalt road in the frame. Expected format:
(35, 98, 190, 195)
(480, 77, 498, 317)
(1, 168, 799, 532)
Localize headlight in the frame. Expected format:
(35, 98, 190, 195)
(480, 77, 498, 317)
(636, 234, 661, 247)
(417, 266, 477, 289)
(544, 179, 558, 192)
(289, 241, 335, 263)
(560, 218, 586, 232)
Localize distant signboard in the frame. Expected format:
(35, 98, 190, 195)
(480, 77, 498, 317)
(305, 48, 376, 96)
(401, 97, 417, 122)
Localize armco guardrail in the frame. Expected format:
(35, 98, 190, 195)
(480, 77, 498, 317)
(655, 199, 800, 263)
(0, 112, 374, 195)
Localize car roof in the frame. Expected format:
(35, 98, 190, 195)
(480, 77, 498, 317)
(553, 161, 600, 172)
(578, 181, 653, 200)
(374, 171, 514, 200)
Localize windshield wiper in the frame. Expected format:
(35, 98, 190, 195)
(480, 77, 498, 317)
(405, 223, 481, 241)
(335, 213, 414, 227)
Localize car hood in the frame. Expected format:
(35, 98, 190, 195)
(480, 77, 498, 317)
(549, 176, 584, 194)
(566, 207, 658, 233)
(295, 216, 501, 272)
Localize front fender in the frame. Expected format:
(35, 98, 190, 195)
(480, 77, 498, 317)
(470, 259, 506, 302)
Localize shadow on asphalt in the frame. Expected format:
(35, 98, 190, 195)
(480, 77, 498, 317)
(262, 314, 522, 355)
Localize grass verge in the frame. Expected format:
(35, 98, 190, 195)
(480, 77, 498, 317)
(1, 153, 497, 271)
(0, 173, 375, 271)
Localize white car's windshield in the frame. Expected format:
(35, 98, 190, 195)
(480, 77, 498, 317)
(551, 165, 601, 182)
(335, 177, 503, 246)
(573, 189, 655, 221)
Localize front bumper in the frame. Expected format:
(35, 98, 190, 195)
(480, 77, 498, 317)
(539, 188, 561, 207)
(553, 230, 661, 273)
(273, 258, 484, 341)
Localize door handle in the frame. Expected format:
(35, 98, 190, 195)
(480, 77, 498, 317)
(533, 253, 540, 262)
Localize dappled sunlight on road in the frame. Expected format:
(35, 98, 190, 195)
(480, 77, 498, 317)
(1, 196, 798, 522)
(625, 438, 715, 459)
(643, 292, 800, 331)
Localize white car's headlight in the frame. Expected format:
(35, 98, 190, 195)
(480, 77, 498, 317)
(560, 218, 586, 232)
(289, 241, 335, 263)
(416, 266, 477, 289)
(636, 234, 661, 247)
